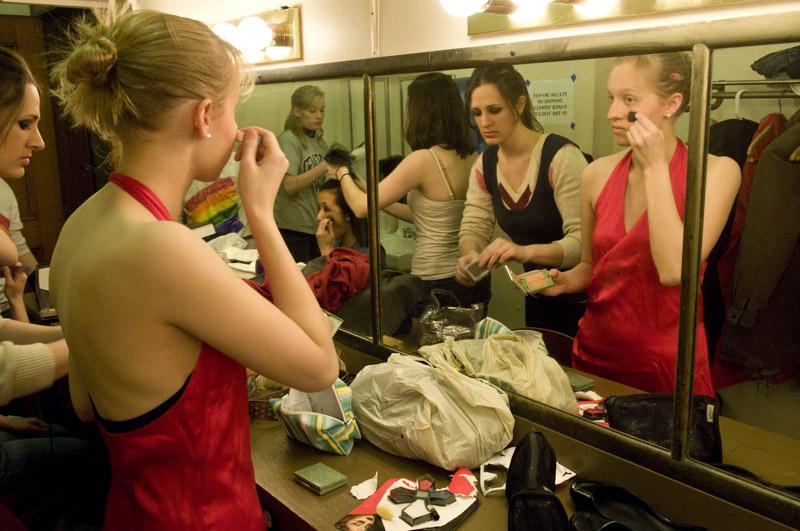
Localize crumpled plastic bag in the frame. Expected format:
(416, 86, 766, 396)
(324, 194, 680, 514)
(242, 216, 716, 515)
(418, 334, 579, 415)
(350, 353, 514, 471)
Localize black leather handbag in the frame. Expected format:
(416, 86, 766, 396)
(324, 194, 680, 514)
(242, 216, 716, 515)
(605, 394, 722, 463)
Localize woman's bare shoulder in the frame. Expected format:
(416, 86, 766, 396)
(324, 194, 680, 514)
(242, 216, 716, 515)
(707, 153, 741, 177)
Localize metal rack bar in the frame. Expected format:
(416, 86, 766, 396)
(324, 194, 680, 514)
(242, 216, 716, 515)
(711, 90, 799, 98)
(712, 79, 800, 86)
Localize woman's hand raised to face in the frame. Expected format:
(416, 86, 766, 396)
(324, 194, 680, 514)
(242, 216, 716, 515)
(234, 127, 289, 214)
(315, 218, 336, 256)
(626, 113, 668, 172)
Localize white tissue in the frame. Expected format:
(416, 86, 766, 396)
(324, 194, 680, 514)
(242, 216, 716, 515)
(350, 472, 378, 500)
(223, 247, 259, 263)
(208, 232, 247, 253)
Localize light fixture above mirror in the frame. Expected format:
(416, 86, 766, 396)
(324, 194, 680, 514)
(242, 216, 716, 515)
(439, 0, 578, 17)
(462, 0, 761, 35)
(211, 6, 302, 65)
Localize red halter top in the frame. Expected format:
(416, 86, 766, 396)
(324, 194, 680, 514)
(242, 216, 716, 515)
(99, 173, 264, 530)
(572, 143, 714, 396)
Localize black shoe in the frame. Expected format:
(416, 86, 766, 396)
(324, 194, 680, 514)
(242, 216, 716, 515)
(569, 482, 706, 531)
(713, 463, 800, 498)
(507, 431, 569, 531)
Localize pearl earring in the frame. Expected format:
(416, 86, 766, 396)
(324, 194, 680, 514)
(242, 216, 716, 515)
(206, 132, 212, 139)
(665, 113, 672, 118)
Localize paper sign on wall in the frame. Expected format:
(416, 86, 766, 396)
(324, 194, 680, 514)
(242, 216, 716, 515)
(530, 78, 574, 126)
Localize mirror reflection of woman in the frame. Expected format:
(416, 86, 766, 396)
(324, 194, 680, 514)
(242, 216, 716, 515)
(457, 63, 588, 336)
(316, 179, 368, 257)
(331, 73, 485, 306)
(546, 53, 740, 395)
(275, 85, 330, 263)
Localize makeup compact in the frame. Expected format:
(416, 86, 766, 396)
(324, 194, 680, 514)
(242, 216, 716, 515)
(627, 111, 637, 122)
(504, 265, 554, 295)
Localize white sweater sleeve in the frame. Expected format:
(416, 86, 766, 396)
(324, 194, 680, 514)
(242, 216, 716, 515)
(0, 341, 55, 406)
(548, 144, 587, 268)
(458, 154, 496, 251)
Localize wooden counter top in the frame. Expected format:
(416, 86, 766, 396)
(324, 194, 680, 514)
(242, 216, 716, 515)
(250, 342, 799, 530)
(250, 420, 552, 530)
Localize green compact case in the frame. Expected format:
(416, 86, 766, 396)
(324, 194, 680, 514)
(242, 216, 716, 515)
(294, 462, 347, 495)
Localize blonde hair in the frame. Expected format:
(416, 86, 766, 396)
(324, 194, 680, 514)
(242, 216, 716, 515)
(615, 52, 692, 116)
(283, 85, 325, 147)
(53, 10, 251, 164)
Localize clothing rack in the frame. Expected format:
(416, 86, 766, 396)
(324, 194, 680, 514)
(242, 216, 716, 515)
(710, 79, 800, 110)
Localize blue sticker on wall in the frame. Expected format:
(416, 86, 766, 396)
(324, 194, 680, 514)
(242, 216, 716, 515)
(526, 79, 531, 86)
(570, 122, 576, 129)
(570, 74, 577, 82)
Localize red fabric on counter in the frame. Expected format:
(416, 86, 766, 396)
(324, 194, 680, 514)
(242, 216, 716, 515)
(246, 247, 370, 313)
(306, 248, 370, 312)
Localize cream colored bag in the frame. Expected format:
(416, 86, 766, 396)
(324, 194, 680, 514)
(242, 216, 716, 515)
(350, 353, 514, 470)
(418, 334, 579, 415)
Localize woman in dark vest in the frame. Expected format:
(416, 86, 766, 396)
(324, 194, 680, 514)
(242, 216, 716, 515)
(456, 63, 587, 336)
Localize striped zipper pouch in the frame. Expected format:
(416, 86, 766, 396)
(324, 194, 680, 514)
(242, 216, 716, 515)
(270, 378, 361, 455)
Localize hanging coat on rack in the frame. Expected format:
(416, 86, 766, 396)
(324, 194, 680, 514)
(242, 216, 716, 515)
(721, 116, 800, 372)
(704, 118, 759, 356)
(708, 118, 759, 168)
(716, 113, 787, 312)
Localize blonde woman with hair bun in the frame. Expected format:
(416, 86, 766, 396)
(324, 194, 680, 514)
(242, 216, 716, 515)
(544, 52, 740, 396)
(50, 11, 338, 530)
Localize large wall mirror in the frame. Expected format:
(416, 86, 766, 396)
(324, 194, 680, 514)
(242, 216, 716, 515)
(254, 13, 800, 523)
(370, 52, 695, 445)
(366, 43, 800, 501)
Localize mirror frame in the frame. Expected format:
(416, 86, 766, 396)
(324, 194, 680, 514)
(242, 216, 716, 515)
(253, 9, 800, 528)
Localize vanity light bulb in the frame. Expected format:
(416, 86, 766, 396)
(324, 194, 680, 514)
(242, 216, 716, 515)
(439, 0, 490, 17)
(509, 0, 551, 22)
(238, 16, 273, 52)
(510, 0, 550, 8)
(265, 46, 293, 61)
(211, 22, 240, 49)
(574, 0, 619, 17)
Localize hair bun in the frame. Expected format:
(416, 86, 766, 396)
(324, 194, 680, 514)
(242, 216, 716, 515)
(65, 35, 117, 88)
